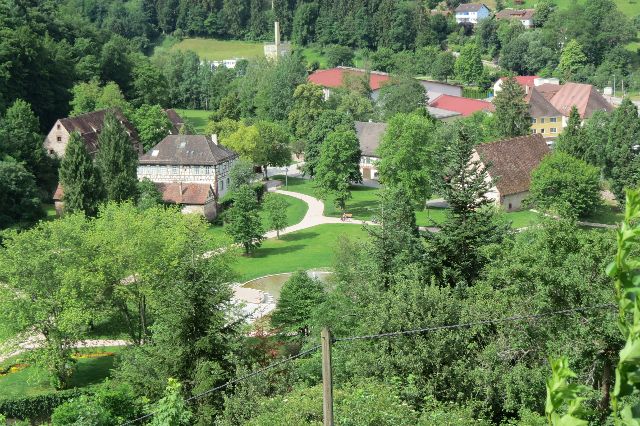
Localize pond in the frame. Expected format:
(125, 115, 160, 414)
(242, 270, 333, 301)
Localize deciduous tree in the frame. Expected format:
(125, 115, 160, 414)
(314, 128, 361, 210)
(528, 152, 601, 218)
(0, 160, 43, 229)
(225, 184, 264, 254)
(377, 77, 427, 120)
(263, 193, 288, 239)
(454, 42, 484, 84)
(130, 104, 173, 151)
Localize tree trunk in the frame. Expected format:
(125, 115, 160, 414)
(139, 294, 147, 344)
(276, 229, 280, 239)
(598, 357, 611, 415)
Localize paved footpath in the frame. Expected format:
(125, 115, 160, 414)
(1, 337, 130, 363)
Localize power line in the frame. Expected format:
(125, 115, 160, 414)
(119, 344, 321, 425)
(119, 303, 615, 425)
(333, 304, 616, 343)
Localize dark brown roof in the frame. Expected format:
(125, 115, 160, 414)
(549, 83, 613, 119)
(475, 133, 550, 196)
(139, 135, 237, 166)
(536, 83, 562, 101)
(495, 9, 535, 20)
(164, 109, 185, 134)
(156, 182, 214, 205)
(355, 121, 387, 157)
(525, 88, 561, 118)
(60, 109, 141, 156)
(455, 3, 489, 12)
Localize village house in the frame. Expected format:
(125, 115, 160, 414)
(418, 79, 463, 99)
(536, 82, 614, 124)
(493, 75, 541, 94)
(356, 121, 387, 180)
(308, 67, 391, 100)
(525, 87, 563, 141)
(473, 133, 550, 211)
(44, 108, 142, 158)
(495, 9, 536, 29)
(137, 134, 238, 220)
(455, 3, 491, 25)
(429, 94, 495, 116)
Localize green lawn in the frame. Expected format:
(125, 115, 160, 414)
(0, 347, 123, 398)
(207, 192, 309, 240)
(234, 224, 368, 281)
(163, 38, 265, 61)
(583, 204, 624, 225)
(485, 0, 639, 17)
(176, 109, 210, 133)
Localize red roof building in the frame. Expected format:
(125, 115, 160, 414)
(429, 95, 495, 116)
(308, 67, 391, 91)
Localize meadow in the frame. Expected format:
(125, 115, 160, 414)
(159, 37, 265, 61)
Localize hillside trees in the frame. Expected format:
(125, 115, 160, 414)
(377, 77, 427, 119)
(59, 132, 104, 216)
(0, 160, 43, 229)
(303, 110, 353, 178)
(454, 42, 484, 84)
(130, 104, 173, 151)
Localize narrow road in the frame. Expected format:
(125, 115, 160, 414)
(1, 338, 130, 364)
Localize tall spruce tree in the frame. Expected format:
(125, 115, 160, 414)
(603, 98, 640, 204)
(95, 112, 139, 202)
(493, 77, 531, 138)
(555, 106, 583, 158)
(59, 133, 104, 216)
(427, 126, 509, 288)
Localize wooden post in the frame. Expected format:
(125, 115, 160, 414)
(321, 327, 334, 426)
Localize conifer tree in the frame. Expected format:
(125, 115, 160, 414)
(555, 106, 583, 158)
(427, 126, 509, 288)
(95, 112, 139, 202)
(59, 132, 104, 216)
(493, 77, 531, 138)
(603, 98, 640, 204)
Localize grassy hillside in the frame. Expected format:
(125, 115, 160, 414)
(157, 37, 265, 61)
(485, 0, 639, 17)
(176, 109, 210, 133)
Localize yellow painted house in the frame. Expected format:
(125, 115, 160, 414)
(525, 88, 563, 140)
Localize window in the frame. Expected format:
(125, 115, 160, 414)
(172, 165, 178, 174)
(531, 118, 537, 124)
(56, 136, 62, 142)
(56, 124, 61, 130)
(508, 203, 512, 210)
(194, 166, 199, 175)
(49, 149, 55, 155)
(540, 118, 545, 123)
(540, 128, 545, 133)
(532, 129, 536, 133)
(550, 117, 557, 123)
(550, 128, 557, 133)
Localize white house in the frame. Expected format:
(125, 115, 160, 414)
(137, 134, 238, 220)
(495, 9, 535, 29)
(355, 121, 387, 180)
(455, 3, 491, 25)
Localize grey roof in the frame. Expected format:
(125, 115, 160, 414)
(163, 109, 185, 134)
(139, 135, 238, 166)
(427, 106, 462, 120)
(526, 88, 561, 118)
(60, 108, 141, 156)
(455, 3, 489, 12)
(355, 121, 387, 157)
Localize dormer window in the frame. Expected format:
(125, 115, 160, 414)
(56, 124, 61, 130)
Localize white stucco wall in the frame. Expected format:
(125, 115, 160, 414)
(44, 121, 70, 157)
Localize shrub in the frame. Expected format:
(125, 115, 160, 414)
(0, 388, 94, 420)
(528, 152, 601, 219)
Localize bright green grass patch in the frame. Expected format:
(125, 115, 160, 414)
(166, 38, 264, 61)
(583, 204, 624, 225)
(234, 224, 368, 281)
(0, 347, 123, 398)
(503, 209, 544, 228)
(207, 193, 309, 240)
(488, 0, 640, 17)
(176, 109, 210, 133)
(273, 175, 380, 219)
(415, 208, 449, 226)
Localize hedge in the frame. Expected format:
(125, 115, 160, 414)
(0, 387, 94, 420)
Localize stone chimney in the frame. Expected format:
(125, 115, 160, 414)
(211, 134, 218, 145)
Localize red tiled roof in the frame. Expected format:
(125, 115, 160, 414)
(499, 75, 539, 88)
(308, 67, 391, 91)
(548, 82, 613, 119)
(429, 95, 495, 116)
(156, 182, 213, 205)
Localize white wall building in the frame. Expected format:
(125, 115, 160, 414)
(455, 3, 490, 25)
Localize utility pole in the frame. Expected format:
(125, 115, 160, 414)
(321, 327, 334, 426)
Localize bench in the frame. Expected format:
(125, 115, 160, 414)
(341, 213, 353, 221)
